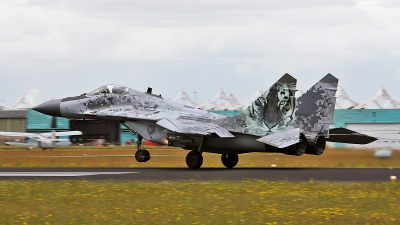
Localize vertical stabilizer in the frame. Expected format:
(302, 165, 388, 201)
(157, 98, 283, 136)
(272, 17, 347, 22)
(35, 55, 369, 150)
(239, 74, 297, 135)
(295, 74, 338, 136)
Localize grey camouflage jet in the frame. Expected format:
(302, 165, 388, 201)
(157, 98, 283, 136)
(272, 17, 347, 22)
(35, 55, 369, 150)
(33, 74, 376, 169)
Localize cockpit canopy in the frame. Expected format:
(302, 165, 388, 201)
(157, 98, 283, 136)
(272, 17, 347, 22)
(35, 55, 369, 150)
(88, 85, 135, 95)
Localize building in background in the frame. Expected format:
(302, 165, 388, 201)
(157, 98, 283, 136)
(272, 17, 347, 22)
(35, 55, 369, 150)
(0, 110, 26, 145)
(0, 109, 136, 146)
(1, 86, 400, 148)
(173, 89, 199, 108)
(335, 87, 359, 109)
(355, 87, 400, 109)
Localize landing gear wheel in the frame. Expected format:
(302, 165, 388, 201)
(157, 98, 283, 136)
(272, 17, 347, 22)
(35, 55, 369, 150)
(135, 150, 151, 162)
(186, 151, 203, 169)
(221, 154, 239, 168)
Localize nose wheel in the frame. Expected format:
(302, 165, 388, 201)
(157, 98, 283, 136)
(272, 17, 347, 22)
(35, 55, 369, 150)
(135, 150, 150, 162)
(135, 135, 151, 162)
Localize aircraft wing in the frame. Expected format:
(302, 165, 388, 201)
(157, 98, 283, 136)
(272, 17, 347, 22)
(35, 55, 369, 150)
(326, 128, 377, 144)
(5, 142, 36, 147)
(256, 128, 300, 148)
(0, 132, 40, 138)
(40, 131, 83, 137)
(156, 118, 235, 138)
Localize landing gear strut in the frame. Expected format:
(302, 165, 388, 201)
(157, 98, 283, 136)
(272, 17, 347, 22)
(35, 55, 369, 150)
(221, 154, 239, 168)
(135, 135, 150, 162)
(185, 137, 205, 169)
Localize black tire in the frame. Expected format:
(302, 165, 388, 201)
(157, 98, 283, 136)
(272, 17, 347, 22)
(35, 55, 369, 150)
(143, 150, 151, 162)
(186, 151, 203, 169)
(135, 150, 150, 162)
(294, 135, 307, 156)
(221, 154, 239, 168)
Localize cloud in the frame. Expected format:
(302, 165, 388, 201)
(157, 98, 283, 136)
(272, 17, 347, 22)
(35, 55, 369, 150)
(235, 63, 255, 76)
(393, 69, 400, 80)
(1, 0, 400, 105)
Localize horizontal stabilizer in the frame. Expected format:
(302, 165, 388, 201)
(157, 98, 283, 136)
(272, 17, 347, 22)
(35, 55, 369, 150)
(256, 128, 300, 148)
(326, 128, 377, 144)
(156, 118, 234, 138)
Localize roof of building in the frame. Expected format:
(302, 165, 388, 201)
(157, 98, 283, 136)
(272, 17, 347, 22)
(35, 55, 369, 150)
(335, 87, 359, 109)
(355, 87, 400, 109)
(173, 90, 199, 108)
(234, 88, 264, 110)
(200, 90, 241, 110)
(13, 96, 34, 109)
(0, 110, 27, 118)
(0, 103, 11, 111)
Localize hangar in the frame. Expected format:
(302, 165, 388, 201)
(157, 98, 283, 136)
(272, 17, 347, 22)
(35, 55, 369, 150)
(0, 110, 26, 145)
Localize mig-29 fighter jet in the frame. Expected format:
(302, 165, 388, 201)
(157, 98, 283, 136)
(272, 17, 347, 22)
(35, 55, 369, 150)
(33, 74, 376, 169)
(0, 131, 82, 150)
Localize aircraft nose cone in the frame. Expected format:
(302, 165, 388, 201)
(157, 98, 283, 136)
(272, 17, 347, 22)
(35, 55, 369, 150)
(33, 99, 62, 117)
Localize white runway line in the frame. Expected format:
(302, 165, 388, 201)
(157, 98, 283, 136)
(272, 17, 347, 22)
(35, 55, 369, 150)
(0, 172, 139, 177)
(10, 155, 185, 158)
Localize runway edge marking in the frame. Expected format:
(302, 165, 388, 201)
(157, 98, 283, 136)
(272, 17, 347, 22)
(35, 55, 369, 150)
(0, 172, 139, 177)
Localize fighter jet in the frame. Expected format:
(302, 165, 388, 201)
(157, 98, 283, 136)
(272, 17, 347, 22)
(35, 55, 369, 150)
(0, 131, 82, 150)
(33, 74, 376, 168)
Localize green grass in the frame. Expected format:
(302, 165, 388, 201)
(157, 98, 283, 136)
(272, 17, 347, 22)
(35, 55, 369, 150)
(0, 180, 399, 224)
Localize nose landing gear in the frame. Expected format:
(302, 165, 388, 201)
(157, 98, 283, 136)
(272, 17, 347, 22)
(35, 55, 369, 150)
(135, 135, 151, 162)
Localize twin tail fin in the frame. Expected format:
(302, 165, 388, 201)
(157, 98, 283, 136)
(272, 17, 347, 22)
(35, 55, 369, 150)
(295, 74, 338, 136)
(241, 73, 297, 136)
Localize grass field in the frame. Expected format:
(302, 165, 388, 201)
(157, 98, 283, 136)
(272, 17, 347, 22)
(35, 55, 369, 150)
(1, 146, 399, 224)
(0, 146, 399, 168)
(0, 180, 399, 224)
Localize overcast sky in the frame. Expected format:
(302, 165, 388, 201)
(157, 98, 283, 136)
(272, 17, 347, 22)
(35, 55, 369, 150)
(2, 0, 400, 106)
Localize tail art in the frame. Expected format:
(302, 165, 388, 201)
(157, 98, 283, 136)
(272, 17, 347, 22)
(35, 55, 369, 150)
(295, 73, 338, 136)
(240, 73, 297, 136)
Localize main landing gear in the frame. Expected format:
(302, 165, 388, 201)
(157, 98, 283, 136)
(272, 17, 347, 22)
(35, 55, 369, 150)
(183, 137, 240, 169)
(185, 152, 240, 169)
(221, 154, 239, 169)
(135, 135, 150, 162)
(186, 136, 204, 169)
(186, 151, 203, 169)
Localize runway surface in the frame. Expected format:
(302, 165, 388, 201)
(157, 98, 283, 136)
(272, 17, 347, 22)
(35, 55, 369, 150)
(0, 168, 398, 181)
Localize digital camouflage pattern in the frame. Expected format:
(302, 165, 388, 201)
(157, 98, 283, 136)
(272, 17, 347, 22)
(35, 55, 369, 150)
(295, 74, 338, 136)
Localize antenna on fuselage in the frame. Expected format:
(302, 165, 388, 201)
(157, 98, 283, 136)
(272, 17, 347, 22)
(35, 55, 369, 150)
(147, 87, 152, 94)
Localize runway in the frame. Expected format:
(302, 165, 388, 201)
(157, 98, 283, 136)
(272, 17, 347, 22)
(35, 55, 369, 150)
(0, 168, 398, 181)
